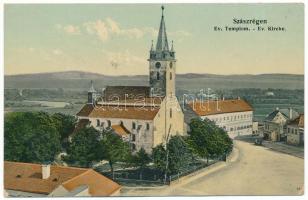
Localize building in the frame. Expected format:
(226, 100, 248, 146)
(263, 108, 299, 142)
(4, 161, 121, 197)
(187, 98, 253, 136)
(286, 114, 304, 146)
(76, 6, 185, 154)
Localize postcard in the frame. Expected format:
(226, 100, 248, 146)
(3, 3, 304, 197)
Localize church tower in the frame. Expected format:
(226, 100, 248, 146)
(149, 6, 176, 97)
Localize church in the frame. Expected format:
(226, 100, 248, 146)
(76, 6, 186, 154)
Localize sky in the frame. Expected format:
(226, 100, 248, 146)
(4, 4, 304, 75)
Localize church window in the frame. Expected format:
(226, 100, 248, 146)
(170, 72, 172, 80)
(146, 123, 150, 130)
(155, 62, 161, 68)
(132, 134, 136, 142)
(157, 72, 160, 80)
(132, 122, 136, 129)
(96, 119, 100, 127)
(107, 120, 111, 127)
(170, 108, 172, 118)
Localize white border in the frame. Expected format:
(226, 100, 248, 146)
(0, 1, 306, 200)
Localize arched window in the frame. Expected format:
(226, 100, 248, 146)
(157, 72, 160, 80)
(170, 108, 172, 118)
(170, 72, 172, 80)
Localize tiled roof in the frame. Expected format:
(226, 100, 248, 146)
(111, 125, 130, 136)
(188, 99, 253, 116)
(288, 114, 304, 128)
(77, 104, 159, 120)
(104, 86, 150, 100)
(4, 161, 120, 196)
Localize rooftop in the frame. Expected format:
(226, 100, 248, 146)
(4, 161, 121, 196)
(188, 99, 253, 116)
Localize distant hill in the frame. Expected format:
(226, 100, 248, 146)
(4, 71, 304, 91)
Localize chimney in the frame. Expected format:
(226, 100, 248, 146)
(42, 164, 51, 179)
(289, 108, 293, 120)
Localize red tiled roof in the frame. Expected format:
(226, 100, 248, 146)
(289, 114, 304, 128)
(4, 161, 120, 196)
(188, 99, 253, 116)
(77, 104, 159, 120)
(111, 124, 130, 137)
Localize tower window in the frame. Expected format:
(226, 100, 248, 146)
(170, 72, 172, 80)
(157, 72, 160, 80)
(170, 108, 172, 118)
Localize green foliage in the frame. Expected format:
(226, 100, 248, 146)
(152, 136, 192, 175)
(51, 113, 77, 148)
(65, 127, 101, 167)
(4, 112, 61, 163)
(130, 148, 151, 170)
(99, 131, 131, 173)
(188, 118, 233, 160)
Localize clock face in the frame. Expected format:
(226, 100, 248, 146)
(155, 62, 161, 69)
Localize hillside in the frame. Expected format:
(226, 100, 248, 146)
(4, 71, 304, 91)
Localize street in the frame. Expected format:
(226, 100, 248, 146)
(121, 140, 304, 196)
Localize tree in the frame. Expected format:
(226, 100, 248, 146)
(167, 135, 192, 174)
(130, 148, 151, 178)
(4, 112, 61, 163)
(52, 113, 77, 148)
(65, 127, 101, 167)
(188, 118, 233, 162)
(152, 144, 167, 174)
(99, 131, 130, 174)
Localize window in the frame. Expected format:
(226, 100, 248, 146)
(132, 122, 136, 129)
(169, 62, 173, 68)
(120, 121, 123, 126)
(107, 120, 111, 127)
(132, 134, 136, 142)
(170, 108, 172, 118)
(157, 72, 160, 80)
(288, 128, 290, 133)
(132, 143, 136, 150)
(170, 72, 172, 80)
(146, 123, 150, 130)
(96, 119, 100, 127)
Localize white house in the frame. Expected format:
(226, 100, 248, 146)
(187, 98, 254, 136)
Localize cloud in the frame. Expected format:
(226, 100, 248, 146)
(57, 18, 191, 42)
(52, 49, 63, 55)
(56, 24, 80, 35)
(102, 49, 145, 68)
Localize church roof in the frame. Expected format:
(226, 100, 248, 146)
(77, 104, 160, 120)
(104, 86, 150, 101)
(156, 6, 169, 52)
(188, 99, 253, 116)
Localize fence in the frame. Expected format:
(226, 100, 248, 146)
(98, 156, 225, 186)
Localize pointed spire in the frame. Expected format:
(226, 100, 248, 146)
(88, 80, 96, 93)
(156, 5, 169, 52)
(171, 40, 174, 52)
(150, 40, 154, 51)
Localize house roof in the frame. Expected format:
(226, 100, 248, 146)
(111, 124, 130, 137)
(288, 114, 304, 128)
(188, 99, 253, 116)
(265, 108, 299, 121)
(4, 161, 120, 196)
(77, 104, 160, 120)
